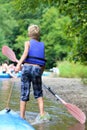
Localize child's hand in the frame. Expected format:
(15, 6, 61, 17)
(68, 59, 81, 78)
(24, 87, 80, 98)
(15, 65, 21, 73)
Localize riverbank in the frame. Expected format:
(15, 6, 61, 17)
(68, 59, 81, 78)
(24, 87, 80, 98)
(42, 77, 87, 115)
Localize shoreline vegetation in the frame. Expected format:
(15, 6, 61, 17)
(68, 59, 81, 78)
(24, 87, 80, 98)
(56, 61, 87, 84)
(58, 61, 87, 78)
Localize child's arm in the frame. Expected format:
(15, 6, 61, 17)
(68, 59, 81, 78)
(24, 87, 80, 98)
(15, 41, 30, 72)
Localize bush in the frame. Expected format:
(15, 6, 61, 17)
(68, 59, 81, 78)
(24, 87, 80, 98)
(58, 61, 87, 78)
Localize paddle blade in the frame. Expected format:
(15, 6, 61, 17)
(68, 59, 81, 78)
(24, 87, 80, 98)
(65, 103, 86, 124)
(43, 84, 86, 124)
(2, 46, 18, 63)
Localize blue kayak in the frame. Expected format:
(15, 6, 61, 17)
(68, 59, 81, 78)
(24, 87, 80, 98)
(0, 71, 21, 78)
(0, 109, 35, 130)
(0, 72, 11, 78)
(42, 71, 51, 76)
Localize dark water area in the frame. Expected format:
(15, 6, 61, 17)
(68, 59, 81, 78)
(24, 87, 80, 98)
(0, 78, 87, 130)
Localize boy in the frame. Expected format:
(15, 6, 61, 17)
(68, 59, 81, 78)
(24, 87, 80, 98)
(15, 24, 50, 121)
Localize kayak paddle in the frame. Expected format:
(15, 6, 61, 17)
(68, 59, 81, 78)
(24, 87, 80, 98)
(43, 83, 86, 124)
(2, 45, 19, 63)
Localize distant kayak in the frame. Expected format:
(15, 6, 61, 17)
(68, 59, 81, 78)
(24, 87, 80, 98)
(42, 71, 51, 76)
(0, 109, 35, 130)
(0, 71, 51, 78)
(0, 71, 21, 78)
(0, 72, 11, 78)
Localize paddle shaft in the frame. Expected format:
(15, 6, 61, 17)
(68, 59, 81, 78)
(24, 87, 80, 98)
(43, 83, 66, 104)
(6, 82, 14, 109)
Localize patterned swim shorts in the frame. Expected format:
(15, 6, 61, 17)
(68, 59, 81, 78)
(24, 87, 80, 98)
(21, 64, 43, 101)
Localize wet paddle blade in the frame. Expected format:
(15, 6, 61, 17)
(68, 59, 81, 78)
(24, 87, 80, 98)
(56, 95, 86, 124)
(65, 103, 86, 124)
(2, 46, 18, 63)
(43, 84, 86, 124)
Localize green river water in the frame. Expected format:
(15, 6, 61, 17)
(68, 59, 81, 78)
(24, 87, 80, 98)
(0, 78, 86, 130)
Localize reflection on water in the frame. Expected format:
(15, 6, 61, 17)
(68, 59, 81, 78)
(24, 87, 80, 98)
(0, 78, 86, 130)
(68, 123, 85, 130)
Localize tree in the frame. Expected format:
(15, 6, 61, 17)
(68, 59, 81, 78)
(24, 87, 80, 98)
(0, 0, 87, 67)
(12, 0, 87, 65)
(41, 7, 72, 68)
(58, 0, 87, 64)
(0, 4, 18, 61)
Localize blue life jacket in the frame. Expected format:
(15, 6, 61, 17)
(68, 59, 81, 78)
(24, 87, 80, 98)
(24, 39, 46, 66)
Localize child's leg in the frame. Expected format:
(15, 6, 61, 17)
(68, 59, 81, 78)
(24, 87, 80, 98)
(32, 66, 45, 116)
(37, 97, 45, 116)
(20, 65, 31, 119)
(20, 100, 27, 119)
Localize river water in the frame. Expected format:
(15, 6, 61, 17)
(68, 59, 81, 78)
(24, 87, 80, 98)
(0, 78, 87, 130)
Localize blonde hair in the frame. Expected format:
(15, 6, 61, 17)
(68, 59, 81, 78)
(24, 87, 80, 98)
(28, 24, 40, 40)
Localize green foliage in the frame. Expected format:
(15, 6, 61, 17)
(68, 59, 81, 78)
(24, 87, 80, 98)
(0, 0, 86, 74)
(0, 0, 10, 4)
(59, 0, 87, 64)
(0, 4, 18, 61)
(58, 61, 87, 78)
(14, 35, 28, 58)
(41, 7, 72, 68)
